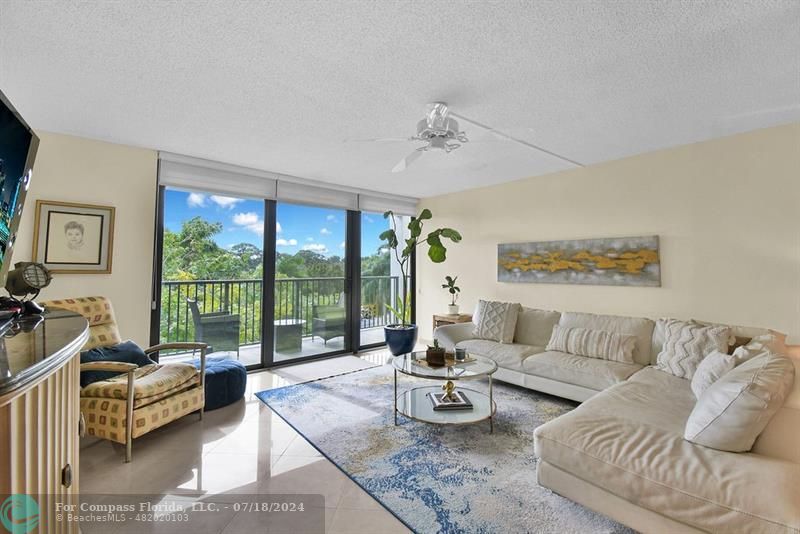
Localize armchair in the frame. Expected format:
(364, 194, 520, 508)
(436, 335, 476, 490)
(312, 305, 346, 345)
(41, 297, 207, 463)
(188, 299, 240, 358)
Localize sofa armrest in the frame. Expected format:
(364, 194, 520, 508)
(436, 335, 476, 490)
(80, 361, 138, 373)
(433, 322, 476, 351)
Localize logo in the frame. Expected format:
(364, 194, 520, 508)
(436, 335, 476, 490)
(0, 495, 39, 534)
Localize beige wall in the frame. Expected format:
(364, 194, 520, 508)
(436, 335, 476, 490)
(418, 123, 800, 343)
(13, 132, 158, 346)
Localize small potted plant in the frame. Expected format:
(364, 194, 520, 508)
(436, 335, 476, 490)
(442, 275, 461, 315)
(426, 339, 446, 367)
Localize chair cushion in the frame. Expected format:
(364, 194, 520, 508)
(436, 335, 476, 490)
(191, 357, 247, 411)
(79, 340, 156, 387)
(522, 350, 642, 391)
(455, 339, 543, 371)
(534, 367, 800, 533)
(82, 363, 200, 407)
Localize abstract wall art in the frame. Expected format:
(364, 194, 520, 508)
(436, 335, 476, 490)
(497, 235, 660, 287)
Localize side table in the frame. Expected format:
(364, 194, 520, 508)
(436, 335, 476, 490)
(432, 313, 473, 332)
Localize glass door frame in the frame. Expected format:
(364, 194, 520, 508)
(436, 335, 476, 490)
(150, 187, 414, 369)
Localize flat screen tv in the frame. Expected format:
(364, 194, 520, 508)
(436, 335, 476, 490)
(0, 90, 39, 288)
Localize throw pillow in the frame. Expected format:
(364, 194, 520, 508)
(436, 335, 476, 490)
(472, 300, 520, 344)
(732, 333, 784, 363)
(545, 325, 637, 364)
(80, 340, 155, 387)
(655, 319, 732, 379)
(684, 351, 795, 452)
(690, 350, 736, 399)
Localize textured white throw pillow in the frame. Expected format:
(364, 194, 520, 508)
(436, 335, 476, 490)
(690, 350, 736, 399)
(472, 300, 520, 344)
(546, 325, 637, 364)
(684, 351, 795, 452)
(656, 319, 732, 379)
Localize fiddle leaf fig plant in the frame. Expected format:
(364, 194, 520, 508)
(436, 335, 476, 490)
(442, 275, 461, 306)
(380, 209, 461, 326)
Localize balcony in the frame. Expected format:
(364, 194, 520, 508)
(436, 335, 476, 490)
(159, 276, 400, 365)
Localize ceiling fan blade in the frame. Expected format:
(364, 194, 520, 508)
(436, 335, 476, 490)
(344, 137, 411, 143)
(391, 149, 424, 173)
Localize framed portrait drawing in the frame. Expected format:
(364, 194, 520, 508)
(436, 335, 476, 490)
(32, 200, 115, 274)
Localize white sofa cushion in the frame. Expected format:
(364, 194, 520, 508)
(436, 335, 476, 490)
(655, 319, 732, 379)
(472, 300, 520, 343)
(685, 351, 795, 452)
(690, 350, 736, 399)
(513, 307, 561, 347)
(455, 339, 542, 371)
(521, 350, 641, 391)
(534, 367, 800, 533)
(557, 312, 655, 366)
(545, 325, 636, 364)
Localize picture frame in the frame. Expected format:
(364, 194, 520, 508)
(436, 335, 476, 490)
(32, 200, 115, 274)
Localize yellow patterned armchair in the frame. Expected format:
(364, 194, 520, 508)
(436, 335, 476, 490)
(41, 296, 207, 462)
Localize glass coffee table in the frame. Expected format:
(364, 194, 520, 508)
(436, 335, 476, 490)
(392, 351, 498, 432)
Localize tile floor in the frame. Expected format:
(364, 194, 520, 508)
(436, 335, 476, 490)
(79, 353, 411, 534)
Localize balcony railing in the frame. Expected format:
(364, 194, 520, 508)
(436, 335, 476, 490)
(159, 275, 401, 346)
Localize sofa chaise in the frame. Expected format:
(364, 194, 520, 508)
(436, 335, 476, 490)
(434, 306, 799, 533)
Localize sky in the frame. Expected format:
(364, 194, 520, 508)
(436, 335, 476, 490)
(163, 189, 388, 257)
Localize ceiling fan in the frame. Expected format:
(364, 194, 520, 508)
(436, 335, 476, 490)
(350, 102, 584, 173)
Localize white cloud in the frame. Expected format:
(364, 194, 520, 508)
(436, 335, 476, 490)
(303, 243, 328, 254)
(232, 212, 260, 226)
(276, 238, 298, 247)
(276, 222, 282, 233)
(363, 215, 374, 223)
(306, 237, 314, 242)
(339, 241, 345, 249)
(326, 214, 337, 222)
(210, 195, 243, 209)
(187, 193, 206, 207)
(320, 228, 332, 236)
(232, 211, 264, 236)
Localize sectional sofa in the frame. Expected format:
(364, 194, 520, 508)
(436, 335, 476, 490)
(434, 307, 800, 533)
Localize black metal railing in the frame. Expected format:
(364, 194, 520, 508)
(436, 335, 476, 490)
(159, 275, 401, 346)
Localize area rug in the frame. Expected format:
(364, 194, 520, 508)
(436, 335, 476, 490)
(256, 364, 631, 533)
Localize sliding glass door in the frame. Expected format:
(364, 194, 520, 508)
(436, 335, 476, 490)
(272, 202, 348, 363)
(152, 188, 412, 368)
(155, 188, 265, 366)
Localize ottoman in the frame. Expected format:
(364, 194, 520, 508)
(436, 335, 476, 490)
(191, 357, 247, 411)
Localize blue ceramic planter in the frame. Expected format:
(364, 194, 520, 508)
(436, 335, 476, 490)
(384, 324, 418, 356)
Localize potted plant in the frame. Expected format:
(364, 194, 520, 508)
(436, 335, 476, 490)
(442, 275, 461, 315)
(426, 339, 446, 367)
(381, 208, 461, 356)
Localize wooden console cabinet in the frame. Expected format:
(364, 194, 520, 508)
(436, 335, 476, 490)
(0, 310, 88, 533)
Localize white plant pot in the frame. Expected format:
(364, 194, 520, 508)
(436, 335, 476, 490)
(448, 304, 459, 315)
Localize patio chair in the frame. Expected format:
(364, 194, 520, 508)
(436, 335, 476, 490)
(312, 292, 346, 345)
(188, 299, 241, 358)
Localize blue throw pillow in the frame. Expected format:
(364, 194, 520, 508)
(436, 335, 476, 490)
(80, 340, 155, 388)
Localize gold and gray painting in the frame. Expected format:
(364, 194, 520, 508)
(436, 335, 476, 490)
(498, 235, 660, 286)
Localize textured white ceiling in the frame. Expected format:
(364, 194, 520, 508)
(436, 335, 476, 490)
(1, 1, 798, 198)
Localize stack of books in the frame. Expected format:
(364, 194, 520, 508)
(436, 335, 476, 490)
(427, 390, 474, 411)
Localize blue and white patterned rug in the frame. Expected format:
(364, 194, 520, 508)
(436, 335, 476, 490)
(256, 364, 630, 533)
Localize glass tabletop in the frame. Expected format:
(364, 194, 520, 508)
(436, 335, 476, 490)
(392, 351, 497, 380)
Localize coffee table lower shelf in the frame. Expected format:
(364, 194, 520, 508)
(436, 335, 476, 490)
(394, 386, 496, 432)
